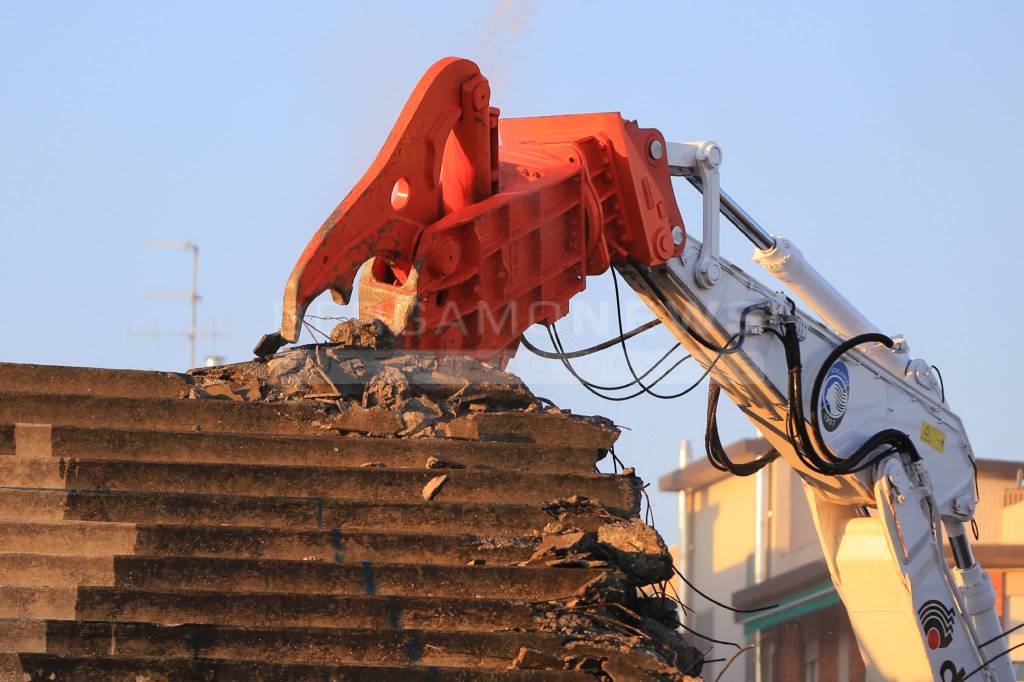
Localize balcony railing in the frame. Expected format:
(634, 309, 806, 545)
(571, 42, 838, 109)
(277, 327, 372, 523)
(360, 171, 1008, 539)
(1005, 488, 1024, 508)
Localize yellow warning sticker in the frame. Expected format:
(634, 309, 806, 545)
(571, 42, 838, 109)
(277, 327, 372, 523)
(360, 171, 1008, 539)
(920, 421, 946, 453)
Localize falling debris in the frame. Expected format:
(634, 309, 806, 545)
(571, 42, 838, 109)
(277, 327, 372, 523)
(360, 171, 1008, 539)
(422, 474, 448, 501)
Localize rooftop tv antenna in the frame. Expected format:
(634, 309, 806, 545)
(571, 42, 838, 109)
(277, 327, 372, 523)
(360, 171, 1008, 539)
(135, 240, 226, 368)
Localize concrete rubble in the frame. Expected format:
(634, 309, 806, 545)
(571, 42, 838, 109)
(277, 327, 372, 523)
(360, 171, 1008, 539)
(188, 319, 546, 441)
(188, 320, 702, 680)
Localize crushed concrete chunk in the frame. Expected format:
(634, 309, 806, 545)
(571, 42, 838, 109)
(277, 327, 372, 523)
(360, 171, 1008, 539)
(266, 352, 306, 382)
(532, 498, 672, 585)
(189, 378, 261, 402)
(398, 396, 445, 437)
(597, 518, 673, 585)
(363, 366, 409, 409)
(328, 404, 403, 436)
(422, 474, 448, 501)
(398, 410, 432, 437)
(425, 455, 465, 470)
(543, 496, 626, 531)
(509, 647, 562, 671)
(529, 530, 597, 562)
(574, 571, 629, 605)
(330, 318, 395, 349)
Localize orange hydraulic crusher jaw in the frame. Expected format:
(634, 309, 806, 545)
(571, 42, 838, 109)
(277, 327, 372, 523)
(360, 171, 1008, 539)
(254, 56, 685, 366)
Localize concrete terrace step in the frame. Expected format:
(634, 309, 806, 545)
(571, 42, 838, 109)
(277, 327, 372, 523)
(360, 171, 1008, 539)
(0, 363, 189, 400)
(0, 554, 608, 599)
(0, 393, 329, 437)
(0, 423, 601, 473)
(0, 587, 546, 631)
(0, 521, 540, 564)
(0, 361, 691, 679)
(0, 393, 618, 450)
(1, 654, 589, 681)
(0, 459, 640, 512)
(0, 489, 553, 534)
(0, 619, 565, 669)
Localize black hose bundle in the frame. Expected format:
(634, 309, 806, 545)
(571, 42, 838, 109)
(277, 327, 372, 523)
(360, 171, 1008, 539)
(522, 259, 922, 478)
(705, 382, 779, 476)
(779, 319, 921, 476)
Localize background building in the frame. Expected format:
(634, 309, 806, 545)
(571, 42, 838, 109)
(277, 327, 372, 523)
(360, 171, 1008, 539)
(660, 438, 1024, 682)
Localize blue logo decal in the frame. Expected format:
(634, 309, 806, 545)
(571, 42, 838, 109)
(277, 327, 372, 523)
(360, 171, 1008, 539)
(821, 361, 850, 432)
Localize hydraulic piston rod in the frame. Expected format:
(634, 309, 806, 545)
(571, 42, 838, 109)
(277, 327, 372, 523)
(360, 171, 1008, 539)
(680, 175, 776, 251)
(665, 140, 775, 251)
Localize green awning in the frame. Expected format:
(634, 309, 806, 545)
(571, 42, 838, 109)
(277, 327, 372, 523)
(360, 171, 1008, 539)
(740, 580, 840, 635)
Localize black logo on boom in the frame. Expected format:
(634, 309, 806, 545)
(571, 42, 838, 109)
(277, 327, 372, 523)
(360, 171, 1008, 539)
(918, 599, 955, 650)
(820, 361, 850, 432)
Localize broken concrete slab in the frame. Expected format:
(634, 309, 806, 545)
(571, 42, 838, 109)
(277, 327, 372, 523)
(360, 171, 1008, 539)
(442, 412, 619, 450)
(186, 320, 617, 452)
(363, 366, 409, 409)
(597, 518, 674, 585)
(327, 404, 404, 436)
(529, 531, 599, 564)
(189, 378, 261, 402)
(530, 498, 673, 586)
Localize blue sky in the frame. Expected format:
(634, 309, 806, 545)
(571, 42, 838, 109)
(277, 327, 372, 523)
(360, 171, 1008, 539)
(2, 2, 1022, 547)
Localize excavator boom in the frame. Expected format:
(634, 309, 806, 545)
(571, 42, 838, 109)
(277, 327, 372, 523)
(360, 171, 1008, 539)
(257, 58, 1015, 681)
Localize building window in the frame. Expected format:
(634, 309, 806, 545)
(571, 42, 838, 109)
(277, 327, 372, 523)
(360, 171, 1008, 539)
(802, 639, 819, 682)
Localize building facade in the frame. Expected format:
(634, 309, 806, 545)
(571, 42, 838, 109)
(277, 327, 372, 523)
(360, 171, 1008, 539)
(660, 438, 1024, 681)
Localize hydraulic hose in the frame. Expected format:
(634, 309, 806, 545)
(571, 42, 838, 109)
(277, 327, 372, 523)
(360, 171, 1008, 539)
(781, 322, 921, 475)
(705, 381, 779, 476)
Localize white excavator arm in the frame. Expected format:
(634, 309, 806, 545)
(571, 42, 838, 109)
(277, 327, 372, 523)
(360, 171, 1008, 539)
(254, 56, 1011, 680)
(615, 140, 1014, 682)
